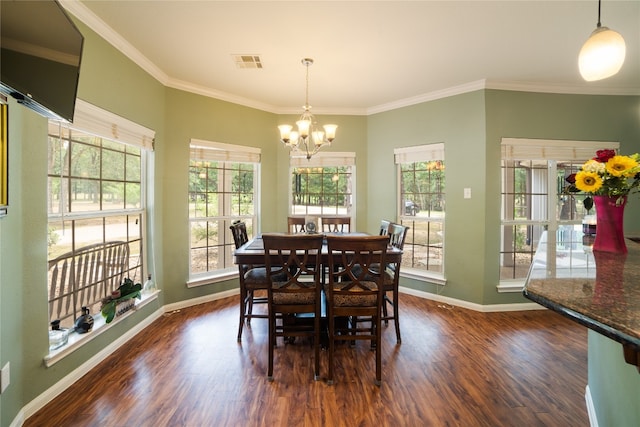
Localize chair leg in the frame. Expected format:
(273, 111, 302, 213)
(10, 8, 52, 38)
(374, 314, 382, 386)
(314, 312, 320, 381)
(237, 286, 248, 341)
(393, 288, 401, 344)
(327, 315, 335, 385)
(267, 309, 275, 381)
(382, 294, 390, 325)
(246, 289, 254, 323)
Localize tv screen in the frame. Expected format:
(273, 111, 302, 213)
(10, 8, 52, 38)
(1, 0, 84, 123)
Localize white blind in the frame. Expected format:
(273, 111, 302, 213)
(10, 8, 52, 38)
(190, 139, 261, 163)
(501, 138, 619, 161)
(70, 99, 156, 150)
(290, 151, 355, 167)
(394, 143, 445, 164)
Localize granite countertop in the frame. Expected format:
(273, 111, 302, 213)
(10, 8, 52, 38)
(523, 230, 640, 355)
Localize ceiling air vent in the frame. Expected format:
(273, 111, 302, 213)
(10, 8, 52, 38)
(233, 55, 263, 69)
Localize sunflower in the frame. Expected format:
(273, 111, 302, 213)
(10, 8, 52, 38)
(574, 170, 603, 193)
(605, 155, 638, 177)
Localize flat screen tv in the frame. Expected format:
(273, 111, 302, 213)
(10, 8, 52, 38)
(1, 0, 84, 123)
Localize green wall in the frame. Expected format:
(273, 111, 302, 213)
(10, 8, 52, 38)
(1, 13, 639, 427)
(367, 91, 488, 303)
(589, 331, 640, 426)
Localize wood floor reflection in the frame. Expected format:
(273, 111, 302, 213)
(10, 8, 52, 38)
(25, 294, 589, 427)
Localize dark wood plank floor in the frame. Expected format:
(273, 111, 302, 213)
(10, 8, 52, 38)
(25, 294, 589, 427)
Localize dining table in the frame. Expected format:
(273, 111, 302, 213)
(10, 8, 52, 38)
(232, 231, 403, 345)
(232, 232, 403, 269)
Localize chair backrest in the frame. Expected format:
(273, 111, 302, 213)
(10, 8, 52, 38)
(387, 223, 409, 250)
(229, 220, 249, 249)
(379, 219, 391, 236)
(287, 216, 307, 233)
(325, 235, 389, 303)
(321, 216, 351, 233)
(262, 233, 324, 299)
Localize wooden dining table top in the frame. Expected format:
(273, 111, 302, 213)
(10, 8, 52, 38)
(233, 232, 403, 265)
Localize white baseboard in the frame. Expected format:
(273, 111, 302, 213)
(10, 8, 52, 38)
(163, 288, 239, 313)
(585, 385, 599, 427)
(399, 286, 546, 312)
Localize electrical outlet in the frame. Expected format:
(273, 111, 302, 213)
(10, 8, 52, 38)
(1, 362, 9, 393)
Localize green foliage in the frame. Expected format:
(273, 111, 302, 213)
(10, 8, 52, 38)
(47, 226, 59, 249)
(100, 277, 142, 323)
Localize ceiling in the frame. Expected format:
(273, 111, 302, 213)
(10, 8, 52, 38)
(62, 0, 640, 115)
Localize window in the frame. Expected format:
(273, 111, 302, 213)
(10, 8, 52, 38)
(290, 152, 355, 219)
(189, 139, 260, 281)
(499, 138, 619, 288)
(47, 100, 154, 329)
(395, 144, 445, 278)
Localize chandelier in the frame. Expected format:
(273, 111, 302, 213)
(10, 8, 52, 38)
(278, 58, 337, 160)
(578, 0, 626, 81)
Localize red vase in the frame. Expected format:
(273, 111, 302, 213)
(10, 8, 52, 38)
(593, 195, 627, 254)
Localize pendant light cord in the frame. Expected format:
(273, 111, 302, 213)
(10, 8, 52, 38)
(596, 0, 602, 28)
(304, 61, 310, 108)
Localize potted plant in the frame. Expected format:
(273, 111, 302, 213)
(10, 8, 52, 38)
(100, 277, 142, 323)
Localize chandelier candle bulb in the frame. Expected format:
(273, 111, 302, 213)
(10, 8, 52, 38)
(323, 124, 337, 141)
(296, 119, 311, 138)
(278, 125, 292, 143)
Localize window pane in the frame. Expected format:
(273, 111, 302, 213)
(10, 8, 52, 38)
(102, 182, 125, 210)
(70, 178, 100, 212)
(126, 153, 141, 181)
(291, 166, 353, 216)
(48, 176, 64, 214)
(70, 143, 100, 179)
(500, 224, 543, 280)
(126, 183, 141, 208)
(103, 149, 125, 180)
(399, 157, 445, 274)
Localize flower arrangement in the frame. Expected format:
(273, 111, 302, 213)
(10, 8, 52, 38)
(565, 149, 640, 203)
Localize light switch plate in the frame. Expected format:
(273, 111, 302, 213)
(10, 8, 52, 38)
(464, 188, 471, 199)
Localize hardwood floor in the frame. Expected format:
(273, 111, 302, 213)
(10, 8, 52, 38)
(25, 294, 589, 427)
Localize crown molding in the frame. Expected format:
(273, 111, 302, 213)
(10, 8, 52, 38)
(485, 80, 640, 97)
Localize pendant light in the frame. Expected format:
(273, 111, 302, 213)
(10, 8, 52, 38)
(578, 0, 626, 81)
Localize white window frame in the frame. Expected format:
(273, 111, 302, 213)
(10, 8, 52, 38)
(498, 138, 619, 292)
(187, 139, 261, 287)
(289, 151, 356, 225)
(45, 99, 156, 366)
(394, 143, 446, 284)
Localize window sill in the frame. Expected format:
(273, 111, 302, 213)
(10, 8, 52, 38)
(497, 280, 526, 293)
(44, 291, 160, 368)
(401, 268, 447, 286)
(187, 269, 237, 288)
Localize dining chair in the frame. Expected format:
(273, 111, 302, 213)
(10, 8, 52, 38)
(381, 222, 409, 343)
(230, 220, 269, 341)
(379, 219, 391, 236)
(262, 233, 324, 381)
(321, 216, 351, 233)
(325, 234, 389, 386)
(287, 216, 307, 233)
